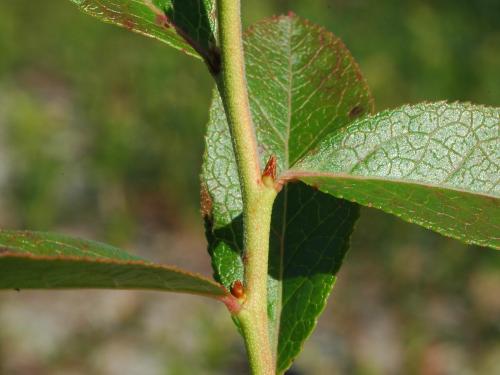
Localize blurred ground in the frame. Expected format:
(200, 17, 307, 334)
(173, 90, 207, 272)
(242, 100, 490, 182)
(0, 0, 499, 374)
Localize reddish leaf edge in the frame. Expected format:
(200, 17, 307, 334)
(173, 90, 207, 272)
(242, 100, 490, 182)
(72, 0, 220, 74)
(0, 251, 232, 299)
(243, 12, 375, 114)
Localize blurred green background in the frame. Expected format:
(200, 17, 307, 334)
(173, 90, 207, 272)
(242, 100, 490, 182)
(0, 0, 499, 374)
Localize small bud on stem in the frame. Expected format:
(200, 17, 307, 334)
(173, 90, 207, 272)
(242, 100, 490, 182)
(230, 280, 246, 299)
(262, 155, 277, 189)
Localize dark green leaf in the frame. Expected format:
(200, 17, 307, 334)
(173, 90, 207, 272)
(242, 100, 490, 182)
(202, 14, 372, 372)
(69, 0, 218, 65)
(268, 183, 358, 372)
(291, 102, 500, 249)
(0, 230, 227, 296)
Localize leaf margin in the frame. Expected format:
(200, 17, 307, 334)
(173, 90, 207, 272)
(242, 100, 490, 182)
(0, 230, 228, 297)
(285, 101, 500, 250)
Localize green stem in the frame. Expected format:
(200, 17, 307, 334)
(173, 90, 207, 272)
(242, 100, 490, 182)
(215, 1, 277, 374)
(237, 188, 277, 375)
(215, 0, 260, 196)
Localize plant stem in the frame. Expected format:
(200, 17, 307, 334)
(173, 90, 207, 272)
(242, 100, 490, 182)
(215, 0, 260, 196)
(237, 188, 277, 375)
(215, 1, 277, 374)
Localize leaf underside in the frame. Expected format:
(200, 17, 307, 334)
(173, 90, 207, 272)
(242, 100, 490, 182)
(269, 183, 359, 371)
(292, 102, 500, 249)
(0, 230, 226, 296)
(69, 0, 217, 61)
(202, 14, 373, 372)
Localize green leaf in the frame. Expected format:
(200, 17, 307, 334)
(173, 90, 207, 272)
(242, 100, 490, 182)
(201, 14, 372, 372)
(69, 0, 218, 66)
(291, 102, 500, 249)
(0, 230, 227, 296)
(268, 183, 358, 372)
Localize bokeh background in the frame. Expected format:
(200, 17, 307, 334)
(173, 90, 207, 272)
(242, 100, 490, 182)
(0, 0, 499, 374)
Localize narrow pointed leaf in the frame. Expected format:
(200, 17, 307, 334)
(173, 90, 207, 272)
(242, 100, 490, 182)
(0, 230, 227, 296)
(291, 102, 500, 249)
(202, 14, 372, 372)
(69, 0, 218, 63)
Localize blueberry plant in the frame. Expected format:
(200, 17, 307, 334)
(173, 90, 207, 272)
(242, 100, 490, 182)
(0, 1, 498, 374)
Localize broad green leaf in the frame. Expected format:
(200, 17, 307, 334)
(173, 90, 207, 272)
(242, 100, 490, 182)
(291, 102, 500, 249)
(0, 230, 227, 296)
(201, 14, 372, 372)
(268, 183, 358, 372)
(69, 0, 218, 65)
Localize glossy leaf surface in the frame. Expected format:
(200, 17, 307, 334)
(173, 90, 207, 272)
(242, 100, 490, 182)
(69, 0, 218, 63)
(202, 14, 372, 372)
(292, 102, 500, 249)
(0, 230, 227, 296)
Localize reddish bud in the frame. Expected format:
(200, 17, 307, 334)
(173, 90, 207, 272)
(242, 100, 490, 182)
(230, 280, 245, 299)
(262, 155, 277, 188)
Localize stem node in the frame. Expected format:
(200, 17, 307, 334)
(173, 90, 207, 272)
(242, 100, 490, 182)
(216, 1, 277, 373)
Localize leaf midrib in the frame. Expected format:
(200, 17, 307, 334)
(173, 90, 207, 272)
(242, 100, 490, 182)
(281, 170, 500, 199)
(0, 252, 227, 295)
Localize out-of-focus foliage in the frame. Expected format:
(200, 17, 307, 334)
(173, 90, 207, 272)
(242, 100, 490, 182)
(0, 0, 498, 374)
(0, 0, 214, 242)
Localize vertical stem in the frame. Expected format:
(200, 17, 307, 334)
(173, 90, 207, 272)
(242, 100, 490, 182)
(215, 1, 277, 374)
(237, 188, 276, 375)
(215, 0, 260, 196)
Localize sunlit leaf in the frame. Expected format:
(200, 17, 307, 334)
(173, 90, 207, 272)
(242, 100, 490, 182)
(0, 230, 227, 296)
(291, 102, 499, 249)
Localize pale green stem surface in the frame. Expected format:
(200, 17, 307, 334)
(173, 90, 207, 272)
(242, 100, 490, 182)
(215, 0, 278, 374)
(215, 0, 260, 196)
(238, 188, 277, 375)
